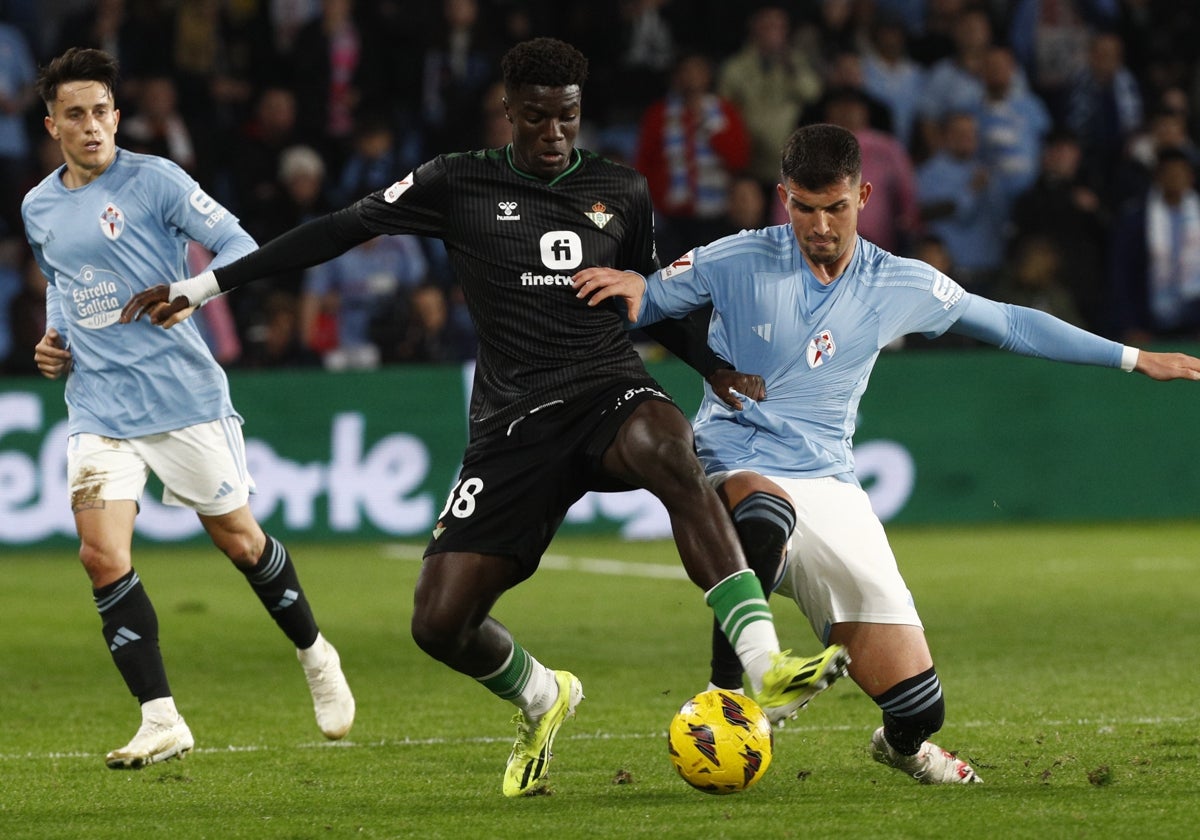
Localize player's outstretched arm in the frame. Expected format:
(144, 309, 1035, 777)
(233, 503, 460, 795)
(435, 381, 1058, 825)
(1133, 349, 1200, 381)
(572, 267, 647, 322)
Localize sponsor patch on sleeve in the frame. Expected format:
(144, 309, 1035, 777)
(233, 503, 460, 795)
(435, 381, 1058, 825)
(931, 270, 965, 309)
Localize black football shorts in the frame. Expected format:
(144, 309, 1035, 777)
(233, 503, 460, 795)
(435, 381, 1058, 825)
(424, 378, 679, 576)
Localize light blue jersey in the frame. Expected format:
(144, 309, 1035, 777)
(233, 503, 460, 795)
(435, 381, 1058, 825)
(22, 149, 256, 437)
(635, 226, 1125, 481)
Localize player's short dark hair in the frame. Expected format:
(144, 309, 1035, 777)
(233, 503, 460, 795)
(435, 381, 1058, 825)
(780, 123, 862, 190)
(36, 47, 119, 110)
(501, 38, 588, 91)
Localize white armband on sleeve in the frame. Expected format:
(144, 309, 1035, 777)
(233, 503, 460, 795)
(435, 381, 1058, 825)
(1120, 345, 1139, 372)
(169, 271, 221, 307)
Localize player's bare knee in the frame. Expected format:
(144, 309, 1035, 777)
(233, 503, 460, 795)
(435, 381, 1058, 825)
(214, 531, 264, 568)
(410, 610, 466, 663)
(77, 541, 128, 584)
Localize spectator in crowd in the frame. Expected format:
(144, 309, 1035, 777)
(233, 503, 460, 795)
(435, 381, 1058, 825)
(906, 0, 964, 66)
(52, 0, 174, 85)
(718, 4, 823, 198)
(916, 4, 993, 157)
(239, 289, 323, 369)
(1064, 30, 1144, 201)
(1116, 103, 1200, 208)
(0, 235, 22, 365)
(384, 282, 478, 364)
(635, 50, 751, 264)
(794, 0, 868, 73)
(169, 0, 275, 186)
(1110, 147, 1200, 343)
(120, 75, 196, 172)
(0, 18, 35, 235)
(1007, 0, 1118, 118)
(862, 16, 927, 151)
(819, 88, 921, 255)
(329, 113, 404, 207)
(1011, 129, 1110, 333)
(289, 0, 386, 173)
(586, 0, 680, 156)
(475, 79, 511, 150)
(418, 0, 501, 160)
(3, 244, 46, 375)
(299, 233, 430, 370)
(976, 44, 1052, 200)
(236, 145, 333, 341)
(721, 174, 769, 235)
(228, 86, 301, 214)
(993, 233, 1087, 327)
(916, 110, 1010, 291)
(808, 49, 895, 137)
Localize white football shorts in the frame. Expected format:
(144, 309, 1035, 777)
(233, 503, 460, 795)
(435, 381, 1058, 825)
(67, 416, 255, 517)
(710, 471, 922, 645)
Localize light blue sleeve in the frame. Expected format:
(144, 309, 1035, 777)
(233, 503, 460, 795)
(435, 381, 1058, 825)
(204, 223, 258, 272)
(637, 253, 713, 326)
(30, 241, 68, 339)
(950, 294, 1124, 368)
(157, 160, 257, 272)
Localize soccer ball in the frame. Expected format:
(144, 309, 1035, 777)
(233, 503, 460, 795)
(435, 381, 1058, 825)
(667, 689, 773, 794)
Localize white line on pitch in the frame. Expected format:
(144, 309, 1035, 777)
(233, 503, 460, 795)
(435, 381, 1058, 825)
(7, 715, 1198, 763)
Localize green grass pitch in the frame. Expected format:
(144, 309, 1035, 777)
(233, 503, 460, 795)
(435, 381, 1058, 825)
(1, 521, 1198, 839)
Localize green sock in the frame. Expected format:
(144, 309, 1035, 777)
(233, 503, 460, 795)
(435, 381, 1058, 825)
(705, 570, 779, 691)
(478, 640, 556, 714)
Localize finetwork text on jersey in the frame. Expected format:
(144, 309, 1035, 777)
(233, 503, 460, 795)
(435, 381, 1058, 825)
(520, 272, 574, 286)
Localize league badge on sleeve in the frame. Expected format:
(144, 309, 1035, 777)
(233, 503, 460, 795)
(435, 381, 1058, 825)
(807, 329, 836, 368)
(661, 250, 694, 280)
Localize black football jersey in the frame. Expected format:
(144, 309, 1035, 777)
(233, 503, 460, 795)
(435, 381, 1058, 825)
(350, 147, 663, 438)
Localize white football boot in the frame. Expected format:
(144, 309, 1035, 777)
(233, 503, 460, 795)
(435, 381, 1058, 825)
(870, 726, 982, 784)
(298, 633, 356, 740)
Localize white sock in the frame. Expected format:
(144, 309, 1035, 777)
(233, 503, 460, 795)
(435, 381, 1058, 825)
(141, 696, 180, 722)
(519, 661, 559, 718)
(736, 621, 781, 694)
(297, 632, 328, 667)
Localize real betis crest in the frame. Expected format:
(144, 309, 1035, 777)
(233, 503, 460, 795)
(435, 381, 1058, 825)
(585, 201, 613, 229)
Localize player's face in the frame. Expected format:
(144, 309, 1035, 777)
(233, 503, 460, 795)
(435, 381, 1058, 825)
(44, 80, 120, 187)
(777, 176, 871, 279)
(505, 84, 581, 180)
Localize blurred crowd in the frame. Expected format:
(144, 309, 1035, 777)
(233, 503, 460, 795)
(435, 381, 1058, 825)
(3, 0, 1200, 375)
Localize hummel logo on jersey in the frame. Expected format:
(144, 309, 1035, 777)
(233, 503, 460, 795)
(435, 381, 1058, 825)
(497, 201, 520, 221)
(661, 250, 695, 280)
(752, 323, 773, 342)
(109, 626, 142, 651)
(585, 201, 613, 229)
(384, 174, 414, 203)
(213, 481, 234, 500)
(99, 203, 124, 240)
(807, 329, 836, 368)
(273, 588, 299, 612)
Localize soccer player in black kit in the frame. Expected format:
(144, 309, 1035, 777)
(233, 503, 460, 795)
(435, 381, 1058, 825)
(123, 37, 849, 797)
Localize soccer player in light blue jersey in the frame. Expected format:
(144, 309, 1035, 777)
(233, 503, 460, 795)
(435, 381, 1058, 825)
(22, 48, 354, 769)
(574, 123, 1200, 785)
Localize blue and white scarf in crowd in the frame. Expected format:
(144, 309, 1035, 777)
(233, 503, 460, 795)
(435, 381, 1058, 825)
(663, 94, 730, 219)
(1146, 186, 1200, 328)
